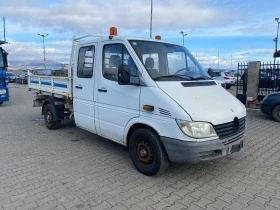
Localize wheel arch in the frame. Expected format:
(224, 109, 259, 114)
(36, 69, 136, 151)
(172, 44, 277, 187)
(126, 123, 159, 147)
(42, 98, 64, 120)
(41, 99, 52, 115)
(271, 102, 280, 114)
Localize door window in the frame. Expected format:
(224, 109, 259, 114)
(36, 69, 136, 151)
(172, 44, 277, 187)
(103, 44, 138, 82)
(77, 46, 95, 78)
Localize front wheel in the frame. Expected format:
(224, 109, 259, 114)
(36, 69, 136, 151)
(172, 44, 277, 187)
(43, 104, 61, 129)
(272, 105, 280, 122)
(129, 128, 169, 176)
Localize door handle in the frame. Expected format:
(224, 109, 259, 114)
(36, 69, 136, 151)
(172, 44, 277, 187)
(98, 88, 107, 92)
(75, 85, 83, 89)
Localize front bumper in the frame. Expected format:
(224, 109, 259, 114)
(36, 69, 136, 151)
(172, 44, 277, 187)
(0, 94, 9, 102)
(260, 102, 272, 115)
(225, 80, 235, 85)
(161, 133, 245, 164)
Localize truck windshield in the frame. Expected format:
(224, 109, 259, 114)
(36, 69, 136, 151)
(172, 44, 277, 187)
(128, 40, 210, 81)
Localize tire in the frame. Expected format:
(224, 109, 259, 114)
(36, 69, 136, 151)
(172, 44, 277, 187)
(43, 104, 61, 129)
(272, 105, 280, 122)
(0, 102, 3, 105)
(129, 128, 169, 176)
(226, 84, 231, 89)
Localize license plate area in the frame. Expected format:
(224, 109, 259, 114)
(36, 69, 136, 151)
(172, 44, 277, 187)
(230, 140, 243, 153)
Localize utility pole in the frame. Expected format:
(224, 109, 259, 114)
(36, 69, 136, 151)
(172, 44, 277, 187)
(38, 33, 48, 69)
(230, 54, 233, 70)
(0, 17, 7, 45)
(3, 17, 6, 42)
(217, 51, 220, 70)
(150, 0, 153, 39)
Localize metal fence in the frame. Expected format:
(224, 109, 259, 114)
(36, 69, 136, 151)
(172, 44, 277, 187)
(236, 62, 280, 104)
(236, 63, 248, 104)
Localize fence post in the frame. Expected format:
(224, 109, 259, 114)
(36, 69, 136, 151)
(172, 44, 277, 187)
(247, 61, 261, 108)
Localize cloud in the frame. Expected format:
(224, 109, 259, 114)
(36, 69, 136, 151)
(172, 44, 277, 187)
(1, 0, 279, 69)
(2, 41, 71, 63)
(194, 48, 275, 69)
(2, 0, 235, 35)
(235, 49, 274, 56)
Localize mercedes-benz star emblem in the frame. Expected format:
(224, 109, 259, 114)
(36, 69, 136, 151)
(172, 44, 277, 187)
(233, 117, 239, 132)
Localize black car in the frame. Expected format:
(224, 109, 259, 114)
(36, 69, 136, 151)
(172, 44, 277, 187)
(6, 72, 18, 83)
(260, 92, 280, 122)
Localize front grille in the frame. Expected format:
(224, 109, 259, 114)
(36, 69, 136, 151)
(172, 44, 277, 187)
(222, 132, 244, 146)
(213, 117, 246, 140)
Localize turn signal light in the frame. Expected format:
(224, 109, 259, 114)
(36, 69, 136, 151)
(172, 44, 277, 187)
(143, 105, 154, 111)
(110, 27, 118, 36)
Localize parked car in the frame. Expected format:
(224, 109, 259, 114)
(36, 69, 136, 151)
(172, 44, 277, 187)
(16, 71, 28, 84)
(212, 70, 236, 89)
(214, 80, 226, 89)
(260, 92, 280, 122)
(6, 72, 18, 83)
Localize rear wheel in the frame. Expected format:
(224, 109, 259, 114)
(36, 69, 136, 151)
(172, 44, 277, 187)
(129, 128, 169, 176)
(226, 84, 231, 89)
(0, 102, 3, 105)
(43, 104, 61, 129)
(272, 105, 280, 122)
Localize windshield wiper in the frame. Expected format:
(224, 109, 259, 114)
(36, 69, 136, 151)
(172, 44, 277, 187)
(153, 75, 192, 81)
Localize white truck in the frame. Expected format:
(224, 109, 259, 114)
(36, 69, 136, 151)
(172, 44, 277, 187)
(28, 28, 246, 176)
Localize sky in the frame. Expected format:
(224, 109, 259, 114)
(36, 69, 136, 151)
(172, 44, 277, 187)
(0, 0, 279, 69)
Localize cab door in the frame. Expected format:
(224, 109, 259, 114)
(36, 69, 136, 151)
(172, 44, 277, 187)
(95, 42, 141, 143)
(73, 43, 97, 133)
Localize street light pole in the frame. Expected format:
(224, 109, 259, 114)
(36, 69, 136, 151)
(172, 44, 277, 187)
(180, 31, 187, 46)
(38, 33, 48, 69)
(217, 51, 220, 70)
(274, 18, 280, 66)
(150, 0, 153, 39)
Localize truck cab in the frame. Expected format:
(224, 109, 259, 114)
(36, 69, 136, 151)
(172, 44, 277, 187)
(29, 29, 246, 176)
(0, 47, 9, 105)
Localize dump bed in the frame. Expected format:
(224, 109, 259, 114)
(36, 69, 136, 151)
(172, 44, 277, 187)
(28, 35, 105, 99)
(28, 73, 72, 98)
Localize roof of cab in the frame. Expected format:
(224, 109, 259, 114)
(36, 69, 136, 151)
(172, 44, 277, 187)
(76, 35, 180, 46)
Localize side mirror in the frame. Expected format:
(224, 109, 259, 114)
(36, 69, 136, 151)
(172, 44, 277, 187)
(207, 68, 214, 77)
(118, 65, 131, 85)
(3, 52, 8, 68)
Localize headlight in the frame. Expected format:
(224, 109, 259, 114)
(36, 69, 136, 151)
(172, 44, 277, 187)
(0, 89, 6, 94)
(176, 120, 217, 138)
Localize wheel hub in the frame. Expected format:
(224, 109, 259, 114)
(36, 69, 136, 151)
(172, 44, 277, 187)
(136, 140, 153, 165)
(46, 111, 53, 123)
